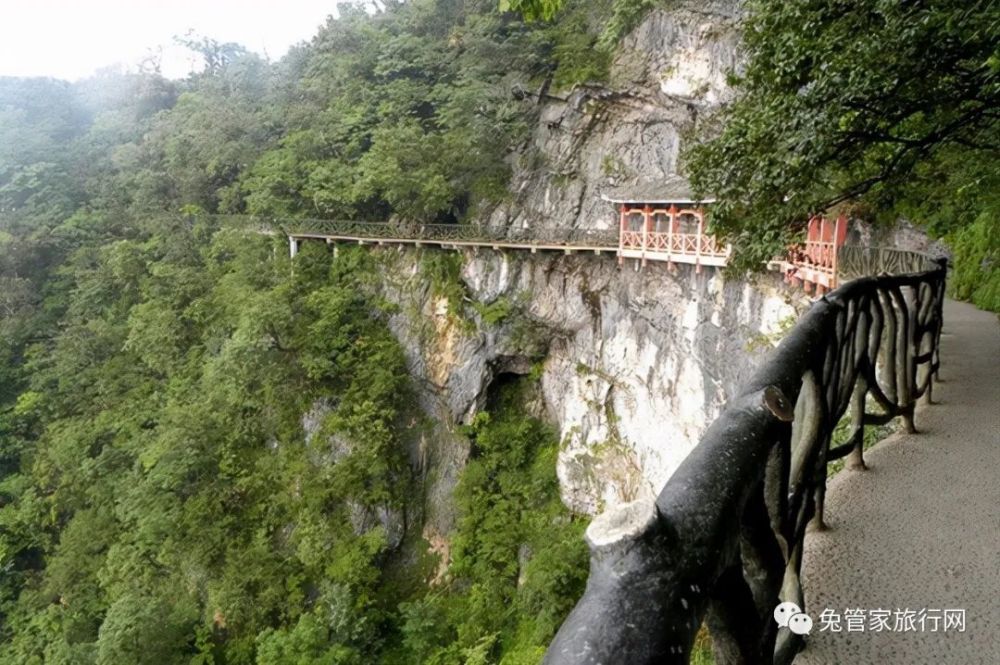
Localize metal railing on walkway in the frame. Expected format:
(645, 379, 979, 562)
(268, 217, 729, 267)
(543, 248, 947, 665)
(281, 218, 621, 248)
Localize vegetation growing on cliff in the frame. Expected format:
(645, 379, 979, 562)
(0, 223, 416, 662)
(684, 0, 1000, 310)
(1, 1, 600, 662)
(395, 381, 588, 664)
(0, 222, 586, 662)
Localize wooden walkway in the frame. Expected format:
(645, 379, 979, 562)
(283, 218, 859, 290)
(287, 221, 729, 270)
(289, 231, 619, 256)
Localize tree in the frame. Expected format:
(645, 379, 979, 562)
(685, 0, 1000, 274)
(175, 32, 251, 76)
(95, 593, 196, 665)
(501, 0, 566, 22)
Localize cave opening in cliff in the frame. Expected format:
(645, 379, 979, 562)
(483, 370, 526, 414)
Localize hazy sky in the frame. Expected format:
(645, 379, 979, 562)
(0, 1, 342, 81)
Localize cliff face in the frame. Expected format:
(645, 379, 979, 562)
(354, 1, 804, 531)
(376, 251, 799, 520)
(486, 2, 741, 234)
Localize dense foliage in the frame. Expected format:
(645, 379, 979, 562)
(0, 227, 586, 663)
(685, 0, 1000, 309)
(236, 0, 612, 222)
(0, 1, 601, 662)
(506, 0, 659, 49)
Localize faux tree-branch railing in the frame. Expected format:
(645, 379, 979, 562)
(544, 250, 946, 665)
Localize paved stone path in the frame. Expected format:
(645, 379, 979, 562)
(797, 299, 999, 664)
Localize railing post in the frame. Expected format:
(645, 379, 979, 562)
(618, 204, 626, 265)
(878, 289, 899, 406)
(695, 207, 704, 273)
(667, 204, 677, 266)
(543, 498, 688, 665)
(830, 214, 846, 289)
(642, 204, 651, 267)
(898, 285, 918, 432)
(846, 377, 868, 471)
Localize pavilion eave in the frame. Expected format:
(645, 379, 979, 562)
(600, 194, 717, 205)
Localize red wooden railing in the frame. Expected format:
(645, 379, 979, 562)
(781, 214, 848, 293)
(616, 203, 730, 271)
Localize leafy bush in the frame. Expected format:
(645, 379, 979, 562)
(472, 296, 515, 326)
(947, 214, 1000, 313)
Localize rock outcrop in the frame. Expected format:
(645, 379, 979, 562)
(371, 248, 801, 522)
(348, 1, 806, 525)
(485, 2, 741, 235)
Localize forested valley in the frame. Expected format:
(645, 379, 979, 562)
(0, 1, 620, 662)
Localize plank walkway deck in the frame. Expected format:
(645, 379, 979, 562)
(796, 299, 1000, 664)
(287, 227, 728, 268)
(289, 232, 618, 256)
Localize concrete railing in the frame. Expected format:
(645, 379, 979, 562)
(543, 248, 947, 665)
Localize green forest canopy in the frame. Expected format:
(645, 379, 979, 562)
(0, 1, 611, 663)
